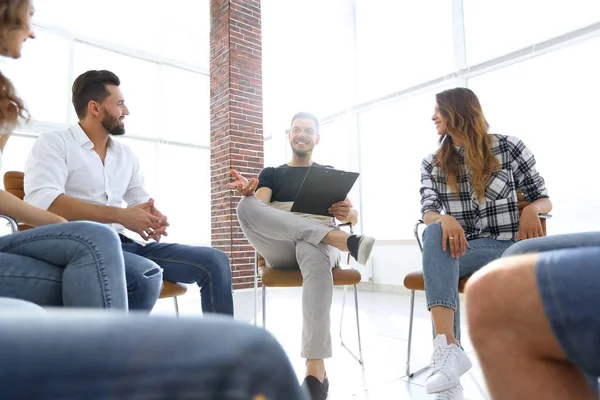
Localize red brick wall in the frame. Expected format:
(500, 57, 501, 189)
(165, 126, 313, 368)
(210, 0, 263, 290)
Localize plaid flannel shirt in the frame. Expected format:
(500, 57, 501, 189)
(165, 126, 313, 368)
(420, 134, 549, 241)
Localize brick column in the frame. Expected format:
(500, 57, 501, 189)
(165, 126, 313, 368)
(210, 0, 263, 290)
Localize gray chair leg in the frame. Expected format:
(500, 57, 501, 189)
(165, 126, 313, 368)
(406, 289, 430, 378)
(340, 285, 364, 365)
(262, 285, 266, 328)
(253, 270, 258, 327)
(173, 296, 180, 317)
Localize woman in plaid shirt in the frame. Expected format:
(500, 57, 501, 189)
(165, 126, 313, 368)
(419, 87, 552, 398)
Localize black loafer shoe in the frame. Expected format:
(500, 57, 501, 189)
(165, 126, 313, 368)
(301, 373, 329, 400)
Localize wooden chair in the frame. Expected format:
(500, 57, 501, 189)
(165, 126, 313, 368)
(3, 171, 187, 315)
(253, 222, 364, 364)
(403, 192, 551, 377)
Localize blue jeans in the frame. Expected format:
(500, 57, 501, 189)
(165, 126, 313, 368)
(422, 223, 514, 341)
(0, 222, 128, 310)
(122, 240, 234, 315)
(536, 247, 600, 396)
(0, 307, 305, 399)
(504, 231, 600, 256)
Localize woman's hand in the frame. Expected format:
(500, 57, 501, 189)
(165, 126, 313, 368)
(438, 215, 469, 259)
(516, 205, 544, 241)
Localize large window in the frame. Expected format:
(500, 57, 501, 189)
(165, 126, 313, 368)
(1, 30, 70, 124)
(262, 0, 356, 137)
(464, 0, 600, 65)
(1, 1, 211, 245)
(468, 36, 600, 234)
(355, 0, 454, 102)
(358, 86, 453, 239)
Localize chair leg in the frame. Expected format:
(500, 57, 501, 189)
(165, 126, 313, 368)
(406, 290, 430, 378)
(253, 271, 258, 327)
(340, 285, 364, 365)
(173, 296, 180, 317)
(262, 285, 266, 328)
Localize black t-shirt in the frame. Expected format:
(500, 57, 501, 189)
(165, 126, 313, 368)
(257, 163, 334, 202)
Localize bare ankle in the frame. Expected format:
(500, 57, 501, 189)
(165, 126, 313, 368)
(305, 359, 325, 381)
(323, 231, 349, 252)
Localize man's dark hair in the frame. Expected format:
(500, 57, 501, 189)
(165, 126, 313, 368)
(72, 70, 121, 119)
(290, 112, 319, 132)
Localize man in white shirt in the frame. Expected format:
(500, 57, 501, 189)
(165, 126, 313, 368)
(24, 70, 233, 314)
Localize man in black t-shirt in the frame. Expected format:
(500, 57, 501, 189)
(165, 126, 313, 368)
(227, 112, 375, 400)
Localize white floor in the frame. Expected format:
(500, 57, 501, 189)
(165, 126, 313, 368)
(152, 286, 490, 400)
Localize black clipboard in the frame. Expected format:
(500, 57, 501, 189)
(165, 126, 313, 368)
(290, 166, 359, 217)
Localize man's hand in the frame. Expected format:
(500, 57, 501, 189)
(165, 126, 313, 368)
(147, 198, 169, 242)
(439, 215, 469, 259)
(329, 199, 352, 222)
(117, 199, 169, 241)
(516, 205, 543, 241)
(226, 169, 258, 196)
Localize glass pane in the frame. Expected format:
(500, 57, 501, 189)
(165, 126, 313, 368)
(34, 0, 209, 68)
(468, 36, 600, 234)
(1, 136, 37, 179)
(158, 0, 209, 67)
(464, 0, 600, 65)
(263, 0, 355, 125)
(114, 137, 157, 196)
(1, 30, 70, 124)
(159, 66, 209, 145)
(72, 44, 161, 139)
(153, 145, 210, 245)
(356, 0, 454, 102)
(359, 85, 453, 240)
(263, 135, 286, 169)
(315, 119, 353, 172)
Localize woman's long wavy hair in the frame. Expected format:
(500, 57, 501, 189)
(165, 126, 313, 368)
(435, 87, 498, 201)
(0, 0, 30, 134)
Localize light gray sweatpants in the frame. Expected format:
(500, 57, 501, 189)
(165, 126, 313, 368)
(237, 196, 340, 359)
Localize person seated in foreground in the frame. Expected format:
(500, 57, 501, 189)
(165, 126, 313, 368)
(0, 298, 307, 400)
(466, 247, 600, 399)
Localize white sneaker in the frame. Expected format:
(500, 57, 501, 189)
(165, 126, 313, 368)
(425, 334, 472, 394)
(434, 384, 464, 400)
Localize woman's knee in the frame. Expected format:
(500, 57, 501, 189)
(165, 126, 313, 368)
(65, 221, 120, 246)
(423, 222, 443, 242)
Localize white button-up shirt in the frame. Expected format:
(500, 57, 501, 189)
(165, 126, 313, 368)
(24, 123, 150, 241)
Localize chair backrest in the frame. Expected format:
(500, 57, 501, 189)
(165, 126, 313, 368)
(4, 171, 25, 200)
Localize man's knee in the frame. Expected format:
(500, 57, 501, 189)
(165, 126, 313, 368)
(189, 246, 232, 286)
(125, 258, 163, 293)
(236, 196, 256, 222)
(503, 240, 533, 257)
(465, 260, 509, 340)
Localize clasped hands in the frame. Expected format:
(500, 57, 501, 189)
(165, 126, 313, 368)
(119, 198, 169, 242)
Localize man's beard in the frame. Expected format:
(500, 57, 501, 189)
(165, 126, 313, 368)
(290, 143, 313, 157)
(101, 114, 125, 136)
